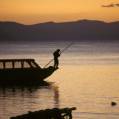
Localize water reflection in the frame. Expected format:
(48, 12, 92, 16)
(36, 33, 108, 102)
(0, 83, 60, 119)
(53, 86, 59, 108)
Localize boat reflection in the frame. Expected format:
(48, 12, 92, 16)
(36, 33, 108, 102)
(0, 82, 60, 119)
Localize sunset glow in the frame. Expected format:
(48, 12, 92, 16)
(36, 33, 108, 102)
(0, 0, 119, 24)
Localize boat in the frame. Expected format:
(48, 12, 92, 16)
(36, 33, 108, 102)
(10, 107, 76, 119)
(0, 59, 56, 85)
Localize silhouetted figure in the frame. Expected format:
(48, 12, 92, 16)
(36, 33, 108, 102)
(53, 49, 61, 69)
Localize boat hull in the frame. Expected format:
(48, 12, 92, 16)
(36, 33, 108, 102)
(0, 66, 56, 86)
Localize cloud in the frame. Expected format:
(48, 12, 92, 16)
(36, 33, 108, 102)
(102, 4, 114, 7)
(115, 4, 119, 7)
(102, 3, 119, 8)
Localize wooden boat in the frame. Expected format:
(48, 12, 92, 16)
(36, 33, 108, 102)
(10, 107, 76, 119)
(0, 59, 56, 85)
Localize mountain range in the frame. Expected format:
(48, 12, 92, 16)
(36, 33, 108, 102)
(0, 20, 119, 42)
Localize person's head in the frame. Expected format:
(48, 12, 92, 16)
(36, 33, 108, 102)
(57, 49, 60, 52)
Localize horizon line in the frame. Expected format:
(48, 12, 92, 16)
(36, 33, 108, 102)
(0, 19, 119, 25)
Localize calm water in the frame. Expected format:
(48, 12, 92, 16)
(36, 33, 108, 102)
(0, 41, 119, 119)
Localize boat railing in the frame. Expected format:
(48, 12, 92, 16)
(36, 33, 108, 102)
(0, 59, 41, 69)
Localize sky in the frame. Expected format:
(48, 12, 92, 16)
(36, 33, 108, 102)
(0, 0, 119, 24)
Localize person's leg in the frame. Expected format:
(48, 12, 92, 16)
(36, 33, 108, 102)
(57, 59, 59, 67)
(54, 58, 57, 68)
(54, 59, 56, 68)
(56, 59, 59, 68)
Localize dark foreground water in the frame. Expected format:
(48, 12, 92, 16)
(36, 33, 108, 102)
(0, 41, 119, 119)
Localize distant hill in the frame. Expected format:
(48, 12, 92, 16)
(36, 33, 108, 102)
(0, 20, 119, 42)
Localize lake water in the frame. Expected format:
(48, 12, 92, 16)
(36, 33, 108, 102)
(0, 41, 119, 119)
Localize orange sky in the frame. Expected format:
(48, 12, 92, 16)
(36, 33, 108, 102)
(0, 0, 119, 24)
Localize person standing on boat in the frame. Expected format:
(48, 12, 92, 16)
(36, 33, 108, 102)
(53, 49, 61, 68)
